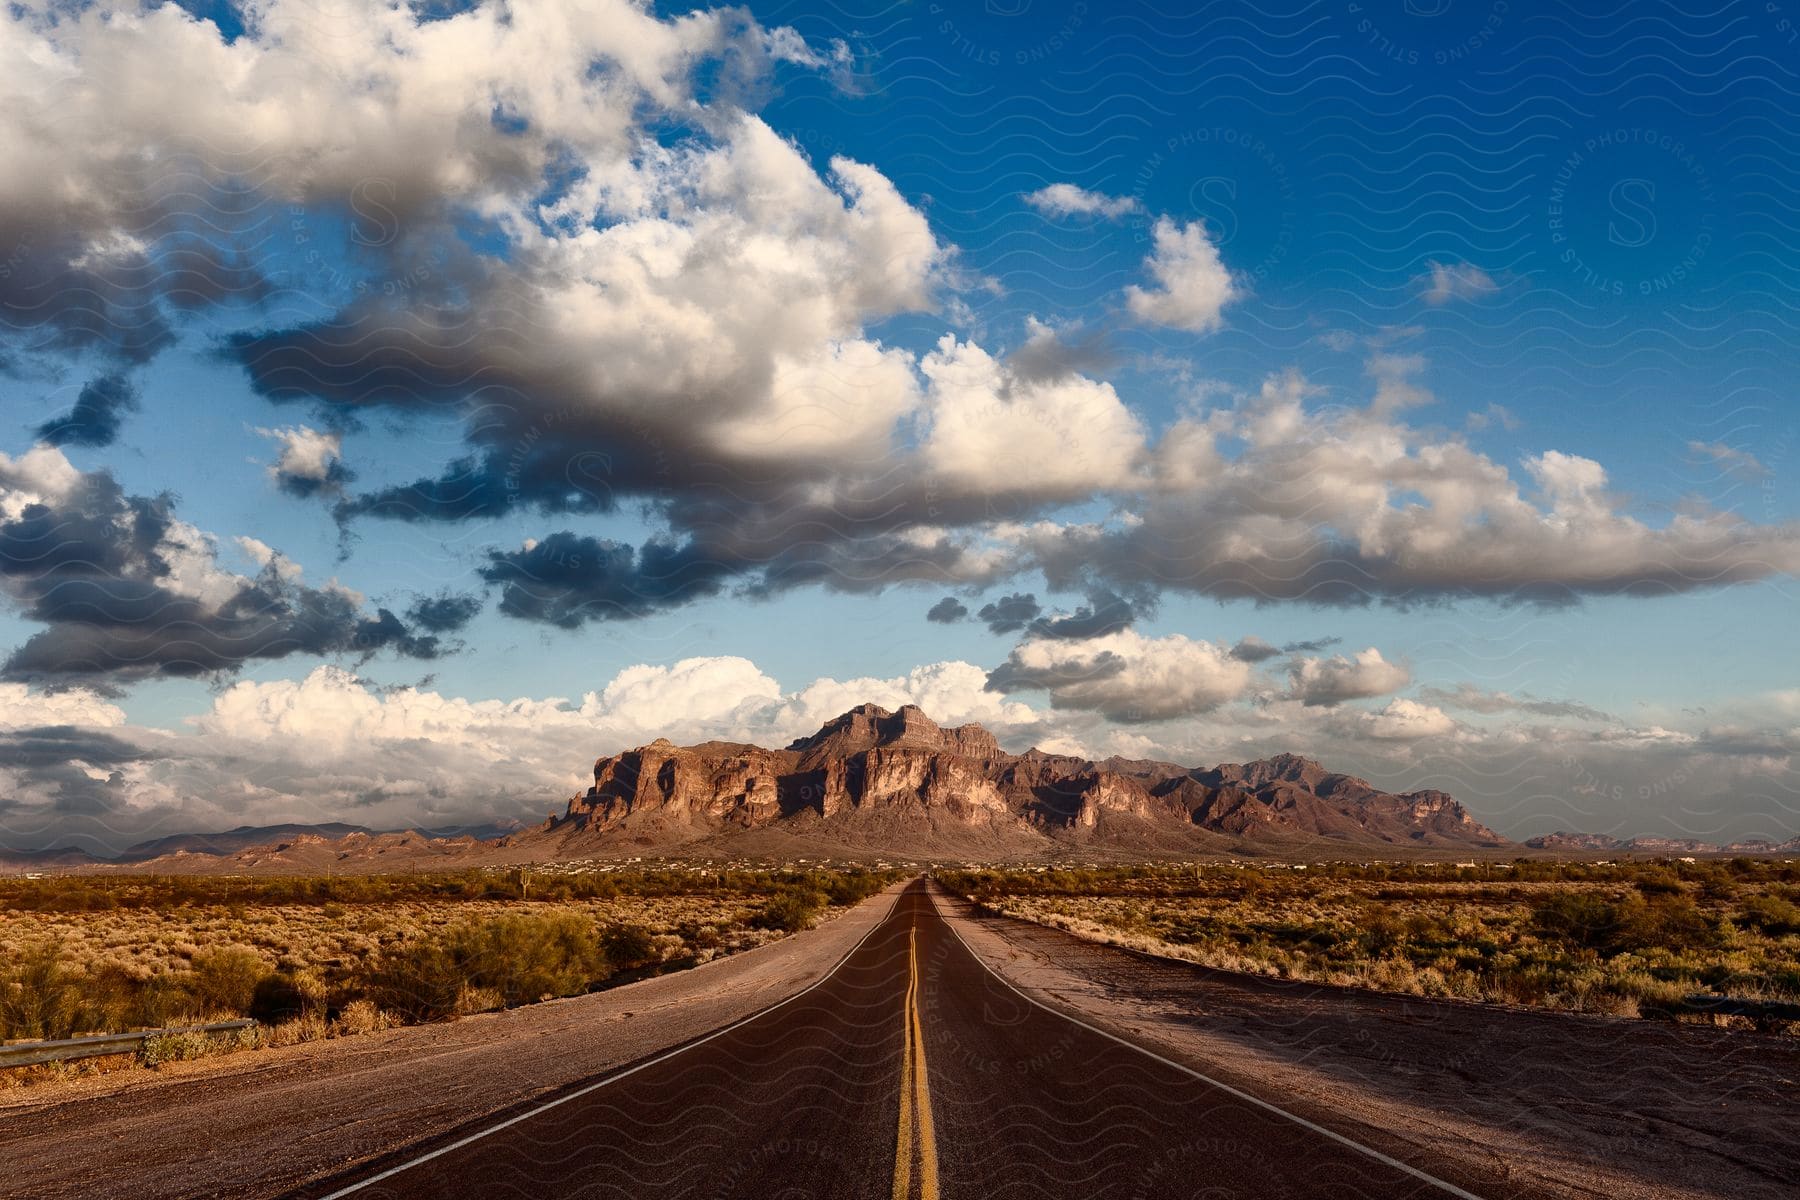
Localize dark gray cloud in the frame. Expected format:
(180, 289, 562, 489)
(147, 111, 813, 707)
(34, 372, 139, 448)
(1004, 324, 1114, 388)
(926, 596, 968, 623)
(1282, 636, 1341, 655)
(406, 591, 484, 634)
(1230, 635, 1342, 662)
(0, 462, 445, 685)
(977, 592, 1042, 635)
(0, 229, 177, 367)
(225, 300, 502, 419)
(1418, 683, 1615, 723)
(986, 649, 1128, 695)
(1026, 589, 1142, 640)
(479, 532, 731, 629)
(0, 726, 148, 819)
(277, 462, 354, 499)
(0, 726, 145, 771)
(336, 446, 619, 524)
(1229, 636, 1283, 663)
(1, 204, 272, 372)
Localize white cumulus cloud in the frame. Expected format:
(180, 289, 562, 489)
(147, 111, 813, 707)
(1021, 183, 1144, 220)
(986, 630, 1255, 722)
(1126, 217, 1239, 333)
(1286, 648, 1412, 707)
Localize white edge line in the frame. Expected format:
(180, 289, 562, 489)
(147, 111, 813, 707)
(317, 885, 910, 1198)
(926, 885, 1488, 1200)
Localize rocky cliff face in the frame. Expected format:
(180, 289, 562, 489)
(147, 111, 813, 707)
(544, 703, 1510, 855)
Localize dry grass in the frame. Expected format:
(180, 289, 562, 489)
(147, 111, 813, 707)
(940, 859, 1800, 1030)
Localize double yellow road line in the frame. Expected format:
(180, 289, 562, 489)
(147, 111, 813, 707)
(892, 919, 940, 1200)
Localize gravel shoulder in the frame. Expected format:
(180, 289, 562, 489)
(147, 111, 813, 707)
(0, 885, 904, 1200)
(931, 885, 1800, 1200)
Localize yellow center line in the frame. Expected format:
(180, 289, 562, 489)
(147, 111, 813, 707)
(892, 915, 940, 1200)
(910, 924, 940, 1200)
(892, 935, 913, 1200)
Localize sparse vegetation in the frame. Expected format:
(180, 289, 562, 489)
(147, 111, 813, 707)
(0, 865, 898, 1085)
(940, 859, 1800, 1031)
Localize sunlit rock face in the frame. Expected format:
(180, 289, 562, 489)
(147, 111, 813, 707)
(543, 704, 1509, 856)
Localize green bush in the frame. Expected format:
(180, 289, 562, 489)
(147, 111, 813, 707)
(368, 911, 609, 1021)
(752, 889, 825, 932)
(186, 948, 270, 1017)
(1739, 894, 1800, 937)
(139, 1024, 262, 1068)
(600, 923, 659, 971)
(1531, 892, 1632, 955)
(0, 942, 84, 1041)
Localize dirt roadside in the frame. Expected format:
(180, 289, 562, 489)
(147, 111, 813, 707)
(930, 885, 1799, 1200)
(0, 885, 904, 1199)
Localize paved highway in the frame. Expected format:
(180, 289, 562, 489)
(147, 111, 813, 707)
(301, 880, 1506, 1199)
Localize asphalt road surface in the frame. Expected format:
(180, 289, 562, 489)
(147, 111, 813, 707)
(299, 880, 1507, 1200)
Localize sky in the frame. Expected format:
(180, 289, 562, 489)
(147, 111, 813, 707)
(1, 0, 1797, 852)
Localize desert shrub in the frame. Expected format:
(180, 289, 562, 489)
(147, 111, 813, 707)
(1531, 892, 1631, 955)
(132, 972, 195, 1029)
(600, 923, 659, 971)
(334, 999, 392, 1036)
(1357, 906, 1403, 956)
(1739, 894, 1800, 937)
(0, 943, 83, 1041)
(186, 947, 270, 1017)
(816, 870, 890, 907)
(752, 889, 825, 933)
(1631, 895, 1717, 952)
(139, 1024, 261, 1067)
(251, 967, 327, 1023)
(263, 1012, 331, 1047)
(1632, 869, 1687, 896)
(477, 912, 607, 1004)
(367, 911, 607, 1021)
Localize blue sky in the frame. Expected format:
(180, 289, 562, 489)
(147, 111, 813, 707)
(1, 0, 1796, 849)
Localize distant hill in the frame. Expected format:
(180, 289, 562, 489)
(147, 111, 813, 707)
(0, 845, 106, 870)
(117, 823, 377, 861)
(1524, 831, 1800, 855)
(0, 819, 531, 875)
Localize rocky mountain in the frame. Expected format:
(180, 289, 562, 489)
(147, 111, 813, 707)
(536, 702, 1510, 858)
(1525, 831, 1800, 855)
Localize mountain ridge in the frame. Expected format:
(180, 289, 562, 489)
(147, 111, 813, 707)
(538, 702, 1509, 856)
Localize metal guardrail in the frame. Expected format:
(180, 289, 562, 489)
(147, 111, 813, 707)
(0, 1019, 257, 1069)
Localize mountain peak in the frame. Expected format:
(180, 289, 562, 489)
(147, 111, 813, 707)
(786, 703, 1000, 760)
